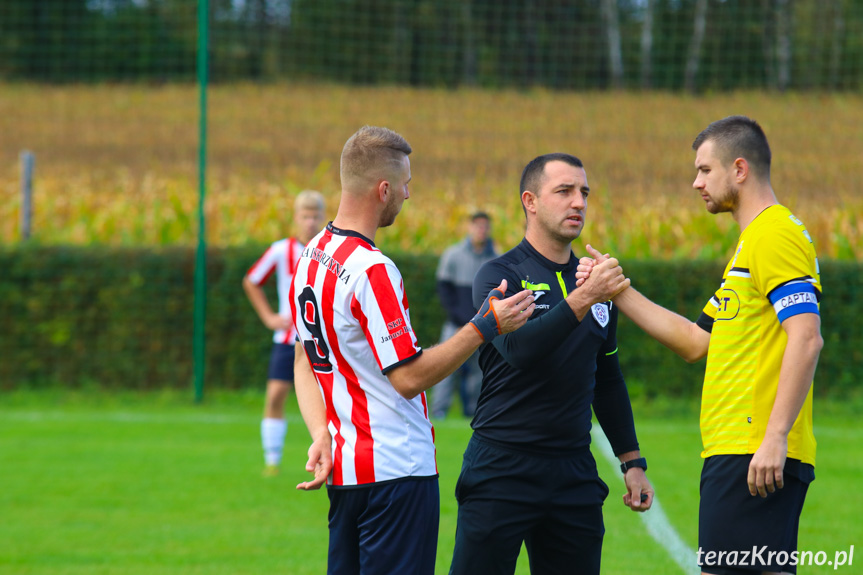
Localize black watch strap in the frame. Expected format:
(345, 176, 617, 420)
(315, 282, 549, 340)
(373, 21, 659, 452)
(620, 457, 648, 474)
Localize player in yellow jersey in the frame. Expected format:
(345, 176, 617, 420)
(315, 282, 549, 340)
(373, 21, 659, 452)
(577, 116, 823, 575)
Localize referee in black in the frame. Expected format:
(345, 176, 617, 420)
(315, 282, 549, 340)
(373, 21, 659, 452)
(449, 153, 654, 575)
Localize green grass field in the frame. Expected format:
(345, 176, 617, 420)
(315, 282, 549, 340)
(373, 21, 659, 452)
(1, 390, 860, 574)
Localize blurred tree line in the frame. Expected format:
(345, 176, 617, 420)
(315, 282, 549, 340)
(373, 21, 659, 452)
(0, 0, 860, 91)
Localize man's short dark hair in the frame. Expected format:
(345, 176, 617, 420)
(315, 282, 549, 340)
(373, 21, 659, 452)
(520, 153, 584, 195)
(692, 116, 772, 180)
(519, 153, 584, 215)
(470, 211, 490, 222)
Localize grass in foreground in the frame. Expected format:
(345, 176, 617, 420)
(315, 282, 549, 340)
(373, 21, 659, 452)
(0, 389, 860, 574)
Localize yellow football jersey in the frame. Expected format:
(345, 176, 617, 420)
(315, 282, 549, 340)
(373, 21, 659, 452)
(699, 205, 820, 466)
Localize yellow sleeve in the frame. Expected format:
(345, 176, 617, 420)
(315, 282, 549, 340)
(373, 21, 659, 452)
(748, 221, 819, 299)
(701, 294, 718, 321)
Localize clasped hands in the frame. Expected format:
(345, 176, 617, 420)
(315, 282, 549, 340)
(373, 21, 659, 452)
(574, 244, 630, 302)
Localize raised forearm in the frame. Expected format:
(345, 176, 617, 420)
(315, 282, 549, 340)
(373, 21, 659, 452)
(492, 301, 579, 369)
(390, 277, 534, 396)
(387, 325, 482, 399)
(613, 286, 709, 363)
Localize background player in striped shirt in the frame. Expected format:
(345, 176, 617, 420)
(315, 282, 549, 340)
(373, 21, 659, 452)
(242, 190, 325, 477)
(579, 116, 823, 575)
(290, 125, 535, 575)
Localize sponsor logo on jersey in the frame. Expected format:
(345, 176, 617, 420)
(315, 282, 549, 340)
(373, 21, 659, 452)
(380, 328, 406, 344)
(522, 279, 550, 309)
(715, 288, 740, 321)
(382, 318, 408, 343)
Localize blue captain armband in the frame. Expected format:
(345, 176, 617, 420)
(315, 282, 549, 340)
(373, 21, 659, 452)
(769, 281, 820, 323)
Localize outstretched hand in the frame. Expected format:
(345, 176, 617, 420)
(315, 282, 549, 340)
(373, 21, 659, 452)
(296, 434, 333, 491)
(470, 279, 535, 342)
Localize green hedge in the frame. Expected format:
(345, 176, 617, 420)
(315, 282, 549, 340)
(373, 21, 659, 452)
(1, 246, 859, 398)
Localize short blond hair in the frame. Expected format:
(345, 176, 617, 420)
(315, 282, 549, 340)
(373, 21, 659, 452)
(294, 189, 325, 212)
(340, 126, 412, 191)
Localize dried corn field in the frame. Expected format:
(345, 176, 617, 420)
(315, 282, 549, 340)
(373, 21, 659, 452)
(2, 84, 860, 259)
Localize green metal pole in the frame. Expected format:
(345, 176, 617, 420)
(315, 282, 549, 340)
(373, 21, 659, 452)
(194, 0, 209, 403)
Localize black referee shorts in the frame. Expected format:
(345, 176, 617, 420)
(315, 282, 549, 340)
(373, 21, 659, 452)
(449, 435, 609, 575)
(699, 454, 814, 575)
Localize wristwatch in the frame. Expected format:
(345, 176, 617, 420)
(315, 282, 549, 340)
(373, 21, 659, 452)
(620, 457, 648, 474)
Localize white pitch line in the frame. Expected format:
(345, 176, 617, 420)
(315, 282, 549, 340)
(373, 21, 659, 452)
(592, 428, 700, 575)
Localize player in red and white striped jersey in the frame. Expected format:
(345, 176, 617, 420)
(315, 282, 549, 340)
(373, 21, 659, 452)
(242, 190, 325, 477)
(292, 224, 437, 484)
(291, 126, 535, 575)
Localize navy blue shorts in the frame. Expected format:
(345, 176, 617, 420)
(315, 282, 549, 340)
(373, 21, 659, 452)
(450, 435, 608, 575)
(266, 343, 295, 382)
(327, 476, 439, 575)
(698, 454, 814, 575)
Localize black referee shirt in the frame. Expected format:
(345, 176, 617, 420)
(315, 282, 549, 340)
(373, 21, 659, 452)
(471, 238, 639, 457)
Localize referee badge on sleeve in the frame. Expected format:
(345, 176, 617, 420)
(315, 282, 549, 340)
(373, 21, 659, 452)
(591, 303, 609, 328)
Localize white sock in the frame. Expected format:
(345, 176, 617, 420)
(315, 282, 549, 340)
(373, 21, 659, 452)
(261, 418, 287, 466)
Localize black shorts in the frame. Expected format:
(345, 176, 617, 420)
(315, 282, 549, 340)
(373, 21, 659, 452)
(266, 342, 295, 382)
(450, 435, 608, 575)
(327, 476, 439, 575)
(698, 454, 814, 575)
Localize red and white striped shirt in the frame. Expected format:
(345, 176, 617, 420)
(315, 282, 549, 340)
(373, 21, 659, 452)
(290, 223, 436, 486)
(246, 237, 303, 344)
